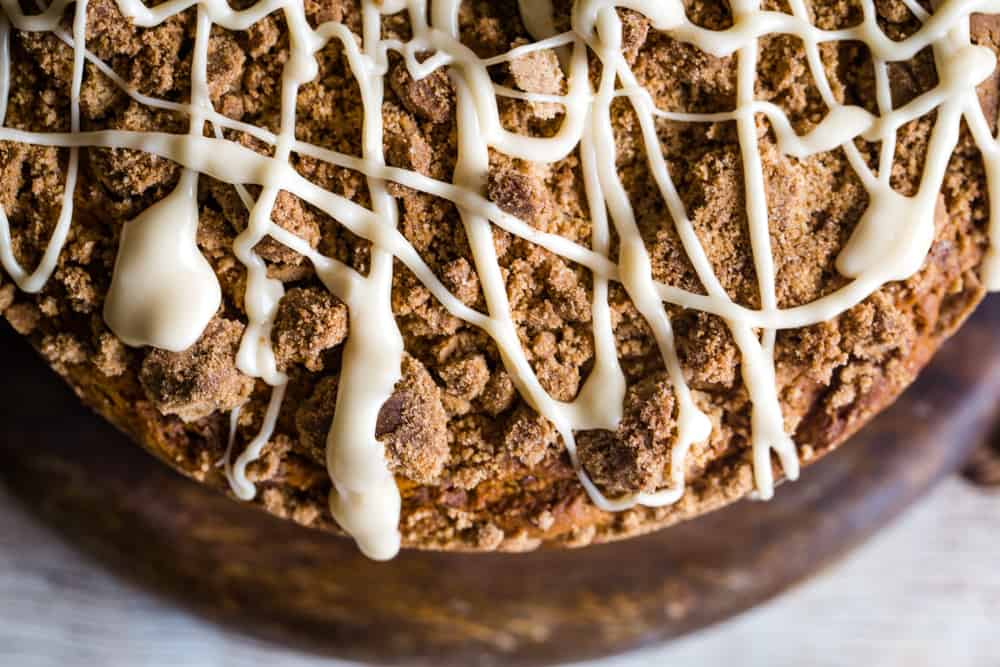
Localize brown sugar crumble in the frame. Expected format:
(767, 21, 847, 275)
(578, 373, 677, 497)
(0, 0, 997, 551)
(388, 59, 454, 124)
(139, 318, 255, 423)
(272, 287, 349, 372)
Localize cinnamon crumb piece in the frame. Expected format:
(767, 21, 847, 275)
(840, 292, 914, 360)
(85, 0, 140, 61)
(260, 487, 289, 519)
(503, 405, 557, 466)
(296, 355, 450, 484)
(93, 331, 128, 377)
(439, 353, 490, 401)
(196, 208, 233, 256)
(0, 284, 15, 313)
(294, 375, 338, 461)
(377, 355, 450, 484)
(675, 311, 739, 388)
(89, 102, 181, 197)
(213, 185, 321, 266)
(39, 333, 87, 374)
(620, 9, 650, 66)
(388, 60, 453, 124)
(460, 9, 509, 58)
(272, 287, 348, 372)
(264, 191, 323, 265)
(307, 0, 346, 26)
(5, 302, 41, 335)
(875, 0, 912, 23)
(488, 167, 542, 221)
(972, 15, 1000, 132)
(79, 63, 123, 120)
(0, 143, 27, 211)
(383, 104, 433, 196)
(441, 257, 482, 307)
(39, 297, 60, 317)
(479, 368, 516, 416)
(140, 317, 254, 423)
(577, 373, 676, 496)
(56, 266, 98, 314)
(509, 45, 563, 96)
(473, 522, 504, 550)
(246, 14, 280, 59)
(206, 33, 245, 104)
(246, 433, 293, 483)
(508, 41, 564, 119)
(545, 259, 591, 323)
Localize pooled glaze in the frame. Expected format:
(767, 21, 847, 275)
(104, 170, 222, 352)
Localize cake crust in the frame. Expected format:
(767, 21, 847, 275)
(1, 0, 997, 551)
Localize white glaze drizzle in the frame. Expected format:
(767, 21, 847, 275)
(1, 0, 999, 559)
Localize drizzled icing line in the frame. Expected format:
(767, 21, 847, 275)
(0, 0, 999, 559)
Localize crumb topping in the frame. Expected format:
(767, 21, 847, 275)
(272, 287, 349, 371)
(139, 318, 255, 423)
(0, 0, 996, 551)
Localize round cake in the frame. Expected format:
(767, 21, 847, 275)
(1, 0, 998, 559)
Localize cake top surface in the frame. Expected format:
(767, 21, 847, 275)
(1, 0, 999, 558)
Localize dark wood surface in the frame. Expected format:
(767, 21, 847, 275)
(2, 298, 1000, 666)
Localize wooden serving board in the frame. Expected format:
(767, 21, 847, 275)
(2, 298, 1000, 666)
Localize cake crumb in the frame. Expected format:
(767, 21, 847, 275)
(388, 59, 453, 123)
(295, 355, 450, 484)
(488, 166, 542, 221)
(5, 302, 41, 335)
(39, 333, 88, 374)
(620, 9, 650, 66)
(383, 104, 434, 196)
(93, 331, 128, 377)
(56, 266, 98, 314)
(140, 317, 254, 423)
(474, 522, 504, 550)
(577, 374, 676, 496)
(504, 406, 557, 466)
(272, 287, 349, 371)
(508, 40, 564, 119)
(439, 354, 490, 401)
(479, 368, 516, 416)
(0, 284, 15, 313)
(440, 257, 482, 307)
(377, 355, 450, 484)
(206, 33, 245, 104)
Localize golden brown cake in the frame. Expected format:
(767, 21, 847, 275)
(1, 0, 999, 557)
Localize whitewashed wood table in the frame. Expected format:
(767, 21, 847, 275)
(1, 476, 997, 667)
